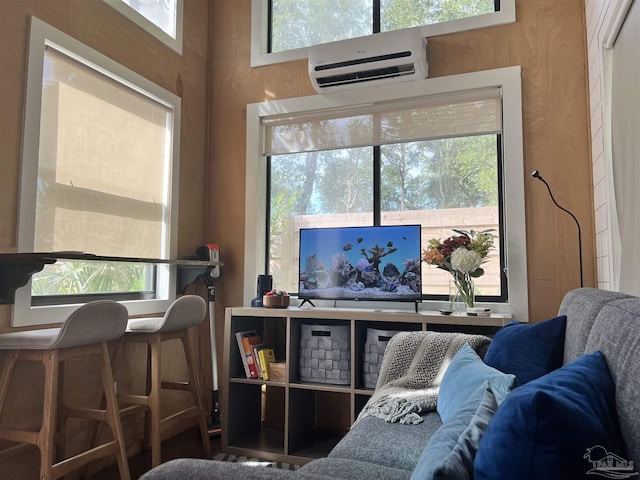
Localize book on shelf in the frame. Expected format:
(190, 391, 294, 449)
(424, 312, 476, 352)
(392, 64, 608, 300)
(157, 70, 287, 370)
(241, 334, 263, 379)
(252, 344, 268, 379)
(235, 330, 257, 378)
(257, 347, 276, 380)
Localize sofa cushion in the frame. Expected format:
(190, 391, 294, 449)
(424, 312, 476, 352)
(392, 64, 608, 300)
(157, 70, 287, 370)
(301, 457, 411, 480)
(483, 315, 566, 385)
(411, 382, 497, 480)
(437, 344, 516, 423)
(558, 287, 630, 363)
(328, 412, 442, 471)
(474, 351, 625, 480)
(139, 459, 323, 480)
(585, 298, 640, 466)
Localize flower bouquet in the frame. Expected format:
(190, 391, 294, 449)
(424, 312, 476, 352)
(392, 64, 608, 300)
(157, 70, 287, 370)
(422, 229, 496, 310)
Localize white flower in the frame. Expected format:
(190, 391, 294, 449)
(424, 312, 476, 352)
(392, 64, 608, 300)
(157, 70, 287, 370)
(450, 248, 482, 274)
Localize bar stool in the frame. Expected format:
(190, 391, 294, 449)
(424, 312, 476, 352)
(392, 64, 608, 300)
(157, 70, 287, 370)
(0, 300, 130, 480)
(114, 295, 212, 468)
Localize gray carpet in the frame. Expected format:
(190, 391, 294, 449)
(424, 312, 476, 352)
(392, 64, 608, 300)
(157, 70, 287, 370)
(212, 453, 301, 471)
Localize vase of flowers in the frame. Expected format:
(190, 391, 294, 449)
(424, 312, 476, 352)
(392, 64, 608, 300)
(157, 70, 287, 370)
(422, 229, 495, 312)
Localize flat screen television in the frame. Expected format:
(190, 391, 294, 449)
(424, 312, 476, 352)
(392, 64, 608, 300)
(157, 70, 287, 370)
(298, 225, 422, 303)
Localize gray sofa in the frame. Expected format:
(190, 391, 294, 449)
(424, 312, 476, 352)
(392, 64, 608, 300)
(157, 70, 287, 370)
(141, 288, 640, 479)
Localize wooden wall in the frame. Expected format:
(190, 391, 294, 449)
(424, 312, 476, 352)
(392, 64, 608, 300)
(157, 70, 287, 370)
(207, 0, 594, 325)
(0, 0, 210, 476)
(0, 0, 594, 475)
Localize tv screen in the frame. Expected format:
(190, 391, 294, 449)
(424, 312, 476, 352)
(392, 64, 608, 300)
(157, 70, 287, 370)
(299, 225, 422, 302)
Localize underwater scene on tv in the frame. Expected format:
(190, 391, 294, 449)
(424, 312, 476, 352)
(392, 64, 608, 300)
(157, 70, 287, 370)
(299, 225, 422, 302)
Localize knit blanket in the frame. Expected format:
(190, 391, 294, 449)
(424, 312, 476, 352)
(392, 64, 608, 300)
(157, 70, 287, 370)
(355, 331, 491, 425)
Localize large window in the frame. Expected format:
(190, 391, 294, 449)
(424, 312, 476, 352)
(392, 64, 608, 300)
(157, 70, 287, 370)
(103, 0, 183, 53)
(15, 17, 180, 327)
(246, 67, 528, 320)
(251, 0, 515, 66)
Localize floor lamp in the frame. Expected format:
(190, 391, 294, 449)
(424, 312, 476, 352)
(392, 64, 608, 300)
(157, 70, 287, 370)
(531, 170, 584, 288)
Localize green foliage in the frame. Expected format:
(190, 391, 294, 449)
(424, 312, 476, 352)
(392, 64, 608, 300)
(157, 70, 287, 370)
(31, 261, 148, 296)
(271, 0, 496, 51)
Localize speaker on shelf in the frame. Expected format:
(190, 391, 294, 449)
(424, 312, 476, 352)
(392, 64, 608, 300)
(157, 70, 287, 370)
(251, 274, 273, 307)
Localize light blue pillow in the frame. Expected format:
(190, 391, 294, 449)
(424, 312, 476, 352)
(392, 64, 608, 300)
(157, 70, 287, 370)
(437, 344, 516, 423)
(411, 382, 498, 480)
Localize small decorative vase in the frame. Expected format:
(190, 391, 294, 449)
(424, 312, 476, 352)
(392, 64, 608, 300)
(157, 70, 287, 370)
(450, 271, 474, 312)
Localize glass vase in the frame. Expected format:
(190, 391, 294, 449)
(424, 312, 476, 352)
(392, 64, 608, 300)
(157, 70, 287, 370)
(449, 271, 474, 312)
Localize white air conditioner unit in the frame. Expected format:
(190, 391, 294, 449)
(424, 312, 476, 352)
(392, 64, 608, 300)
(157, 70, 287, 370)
(308, 27, 428, 94)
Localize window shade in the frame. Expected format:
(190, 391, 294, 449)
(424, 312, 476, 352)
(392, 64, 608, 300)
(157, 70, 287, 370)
(264, 88, 502, 155)
(35, 46, 173, 259)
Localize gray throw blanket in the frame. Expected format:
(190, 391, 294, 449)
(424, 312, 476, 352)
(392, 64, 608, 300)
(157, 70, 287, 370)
(355, 331, 491, 425)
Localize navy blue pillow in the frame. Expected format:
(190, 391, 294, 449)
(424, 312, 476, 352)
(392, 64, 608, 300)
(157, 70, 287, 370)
(483, 315, 566, 385)
(411, 382, 498, 480)
(474, 351, 625, 480)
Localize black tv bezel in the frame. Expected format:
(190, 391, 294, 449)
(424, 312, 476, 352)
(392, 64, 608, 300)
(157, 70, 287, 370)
(297, 224, 422, 303)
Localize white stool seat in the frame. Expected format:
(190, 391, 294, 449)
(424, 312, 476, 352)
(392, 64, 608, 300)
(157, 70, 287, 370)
(0, 300, 131, 480)
(114, 295, 212, 468)
(126, 316, 165, 333)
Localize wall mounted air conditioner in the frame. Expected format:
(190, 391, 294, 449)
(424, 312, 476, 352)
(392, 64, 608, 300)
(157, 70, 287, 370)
(308, 27, 428, 94)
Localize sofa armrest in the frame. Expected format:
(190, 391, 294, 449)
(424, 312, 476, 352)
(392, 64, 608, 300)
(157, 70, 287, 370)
(139, 459, 329, 480)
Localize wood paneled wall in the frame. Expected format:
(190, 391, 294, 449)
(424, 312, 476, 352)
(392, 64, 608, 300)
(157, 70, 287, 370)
(0, 0, 210, 476)
(0, 0, 594, 474)
(207, 0, 594, 326)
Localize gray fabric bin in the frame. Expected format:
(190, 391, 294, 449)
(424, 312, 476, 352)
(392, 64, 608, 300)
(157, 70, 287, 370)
(363, 328, 400, 389)
(299, 324, 350, 385)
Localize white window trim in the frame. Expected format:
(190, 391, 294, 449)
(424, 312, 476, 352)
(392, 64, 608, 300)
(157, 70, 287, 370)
(103, 0, 184, 54)
(250, 0, 516, 67)
(600, 0, 635, 291)
(14, 16, 181, 327)
(244, 65, 528, 321)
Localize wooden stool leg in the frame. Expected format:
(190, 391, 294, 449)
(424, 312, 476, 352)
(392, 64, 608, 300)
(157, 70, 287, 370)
(55, 359, 67, 465)
(38, 350, 59, 480)
(0, 350, 18, 417)
(181, 332, 212, 459)
(149, 335, 162, 468)
(99, 343, 131, 480)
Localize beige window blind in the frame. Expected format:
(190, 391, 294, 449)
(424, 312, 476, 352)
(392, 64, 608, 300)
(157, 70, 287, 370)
(263, 87, 502, 156)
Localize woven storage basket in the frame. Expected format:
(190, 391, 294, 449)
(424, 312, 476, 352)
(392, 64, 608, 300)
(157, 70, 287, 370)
(363, 328, 401, 389)
(299, 324, 350, 385)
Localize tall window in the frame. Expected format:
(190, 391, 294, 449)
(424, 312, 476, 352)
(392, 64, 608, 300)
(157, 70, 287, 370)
(15, 17, 181, 327)
(104, 0, 183, 53)
(246, 67, 529, 319)
(251, 0, 515, 66)
(266, 93, 504, 301)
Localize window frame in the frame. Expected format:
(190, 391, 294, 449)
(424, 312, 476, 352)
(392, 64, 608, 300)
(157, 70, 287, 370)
(14, 16, 180, 327)
(250, 0, 516, 67)
(245, 66, 528, 320)
(103, 0, 184, 54)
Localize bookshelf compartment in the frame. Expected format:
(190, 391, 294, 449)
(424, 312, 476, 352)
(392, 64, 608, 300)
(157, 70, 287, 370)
(354, 320, 422, 390)
(288, 389, 350, 459)
(290, 317, 350, 386)
(227, 382, 285, 455)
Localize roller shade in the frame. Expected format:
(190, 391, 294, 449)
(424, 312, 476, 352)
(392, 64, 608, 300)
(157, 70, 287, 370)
(264, 87, 502, 155)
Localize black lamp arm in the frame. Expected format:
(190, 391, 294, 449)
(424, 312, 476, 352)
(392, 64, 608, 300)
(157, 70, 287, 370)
(531, 170, 584, 288)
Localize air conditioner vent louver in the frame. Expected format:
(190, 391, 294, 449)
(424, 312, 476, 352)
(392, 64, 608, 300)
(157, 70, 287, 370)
(316, 63, 417, 89)
(314, 51, 412, 71)
(309, 27, 428, 94)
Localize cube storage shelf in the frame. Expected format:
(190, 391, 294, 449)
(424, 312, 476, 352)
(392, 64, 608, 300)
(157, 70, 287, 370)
(222, 306, 510, 465)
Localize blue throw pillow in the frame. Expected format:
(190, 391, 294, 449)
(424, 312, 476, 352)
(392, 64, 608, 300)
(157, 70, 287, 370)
(474, 351, 625, 480)
(437, 344, 516, 423)
(411, 382, 498, 480)
(483, 315, 566, 385)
